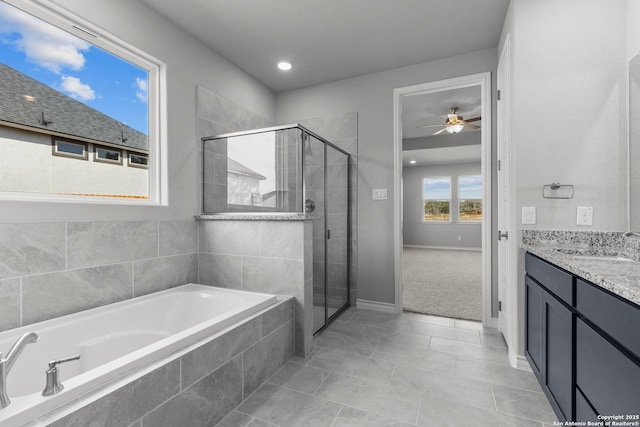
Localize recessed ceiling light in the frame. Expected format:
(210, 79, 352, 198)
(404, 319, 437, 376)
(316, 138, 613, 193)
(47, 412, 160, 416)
(277, 61, 292, 71)
(410, 160, 417, 165)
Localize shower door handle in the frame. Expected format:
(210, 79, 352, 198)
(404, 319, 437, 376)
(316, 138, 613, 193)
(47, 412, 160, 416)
(327, 229, 331, 240)
(498, 230, 508, 241)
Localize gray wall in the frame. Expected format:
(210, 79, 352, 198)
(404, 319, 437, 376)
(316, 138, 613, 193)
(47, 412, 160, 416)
(499, 0, 627, 356)
(276, 48, 498, 305)
(403, 162, 482, 249)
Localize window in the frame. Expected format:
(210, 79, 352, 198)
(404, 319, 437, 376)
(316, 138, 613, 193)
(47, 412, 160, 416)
(94, 145, 122, 165)
(459, 175, 482, 222)
(52, 137, 87, 160)
(423, 177, 451, 222)
(128, 153, 148, 168)
(0, 0, 164, 203)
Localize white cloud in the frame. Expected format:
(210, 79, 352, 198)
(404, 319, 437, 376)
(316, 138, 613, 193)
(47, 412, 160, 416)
(0, 2, 90, 73)
(135, 77, 148, 103)
(60, 76, 95, 101)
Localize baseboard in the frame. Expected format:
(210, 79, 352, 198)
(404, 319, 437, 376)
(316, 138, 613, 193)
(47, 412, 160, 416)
(485, 316, 499, 329)
(403, 244, 481, 252)
(509, 350, 533, 372)
(355, 299, 396, 313)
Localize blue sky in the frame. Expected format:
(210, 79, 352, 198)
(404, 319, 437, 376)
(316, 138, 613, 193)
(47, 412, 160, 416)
(423, 175, 482, 199)
(0, 1, 148, 134)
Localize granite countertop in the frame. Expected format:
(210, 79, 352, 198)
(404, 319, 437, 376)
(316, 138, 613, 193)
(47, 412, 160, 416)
(196, 213, 315, 221)
(523, 241, 640, 307)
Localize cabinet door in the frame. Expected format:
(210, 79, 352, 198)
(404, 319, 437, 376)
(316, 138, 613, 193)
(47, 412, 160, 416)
(525, 276, 544, 379)
(543, 291, 573, 421)
(576, 318, 640, 415)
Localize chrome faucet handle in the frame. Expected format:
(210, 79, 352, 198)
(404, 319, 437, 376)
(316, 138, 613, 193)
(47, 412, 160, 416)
(42, 354, 80, 397)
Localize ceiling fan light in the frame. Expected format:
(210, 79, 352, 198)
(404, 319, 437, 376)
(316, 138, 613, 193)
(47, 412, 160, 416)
(446, 124, 464, 134)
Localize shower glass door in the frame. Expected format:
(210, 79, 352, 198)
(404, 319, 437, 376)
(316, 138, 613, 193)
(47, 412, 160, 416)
(304, 133, 327, 334)
(325, 146, 349, 320)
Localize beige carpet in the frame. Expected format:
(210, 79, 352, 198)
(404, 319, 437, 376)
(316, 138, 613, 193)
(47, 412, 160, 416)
(402, 247, 482, 321)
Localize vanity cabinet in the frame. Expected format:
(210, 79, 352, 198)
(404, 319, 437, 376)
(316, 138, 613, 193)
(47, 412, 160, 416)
(524, 256, 573, 420)
(525, 252, 640, 422)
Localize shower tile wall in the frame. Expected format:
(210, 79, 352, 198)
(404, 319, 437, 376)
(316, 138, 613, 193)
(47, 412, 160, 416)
(0, 220, 198, 332)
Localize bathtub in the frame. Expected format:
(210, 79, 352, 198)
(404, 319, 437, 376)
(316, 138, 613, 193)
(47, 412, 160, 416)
(0, 284, 277, 427)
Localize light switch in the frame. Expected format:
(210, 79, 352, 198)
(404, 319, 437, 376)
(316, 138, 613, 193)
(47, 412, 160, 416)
(372, 188, 387, 200)
(522, 207, 536, 225)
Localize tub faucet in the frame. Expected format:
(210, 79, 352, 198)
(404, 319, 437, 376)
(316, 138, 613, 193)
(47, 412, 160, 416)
(0, 332, 40, 409)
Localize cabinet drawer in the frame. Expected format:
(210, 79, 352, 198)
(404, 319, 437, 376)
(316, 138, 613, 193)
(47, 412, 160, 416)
(525, 253, 573, 305)
(576, 319, 640, 415)
(576, 279, 640, 357)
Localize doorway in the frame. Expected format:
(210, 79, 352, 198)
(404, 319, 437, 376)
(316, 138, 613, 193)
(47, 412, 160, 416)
(392, 73, 495, 326)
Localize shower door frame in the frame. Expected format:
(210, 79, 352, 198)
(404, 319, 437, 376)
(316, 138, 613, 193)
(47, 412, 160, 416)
(300, 127, 352, 336)
(201, 124, 351, 333)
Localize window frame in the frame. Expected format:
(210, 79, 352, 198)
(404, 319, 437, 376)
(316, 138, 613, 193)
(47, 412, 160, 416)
(51, 137, 88, 160)
(128, 152, 149, 169)
(0, 0, 166, 205)
(458, 175, 483, 223)
(94, 145, 123, 165)
(421, 176, 452, 223)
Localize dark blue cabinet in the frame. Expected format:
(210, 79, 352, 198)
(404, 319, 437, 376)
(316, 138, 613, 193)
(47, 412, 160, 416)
(524, 266, 573, 421)
(525, 252, 640, 422)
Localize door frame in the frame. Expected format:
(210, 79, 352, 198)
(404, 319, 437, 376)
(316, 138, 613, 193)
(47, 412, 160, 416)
(392, 72, 496, 327)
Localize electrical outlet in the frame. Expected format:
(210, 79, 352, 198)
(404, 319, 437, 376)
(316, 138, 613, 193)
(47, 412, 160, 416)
(577, 207, 593, 226)
(457, 236, 462, 241)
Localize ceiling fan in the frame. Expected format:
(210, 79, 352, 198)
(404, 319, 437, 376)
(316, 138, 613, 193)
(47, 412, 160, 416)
(418, 107, 481, 135)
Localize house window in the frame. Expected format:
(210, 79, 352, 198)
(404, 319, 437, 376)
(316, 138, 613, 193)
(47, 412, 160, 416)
(0, 0, 164, 203)
(423, 177, 451, 222)
(52, 137, 88, 160)
(128, 152, 148, 168)
(459, 175, 482, 222)
(94, 145, 122, 165)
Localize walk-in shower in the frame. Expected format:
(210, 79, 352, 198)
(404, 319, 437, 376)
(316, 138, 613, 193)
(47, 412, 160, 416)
(201, 124, 350, 334)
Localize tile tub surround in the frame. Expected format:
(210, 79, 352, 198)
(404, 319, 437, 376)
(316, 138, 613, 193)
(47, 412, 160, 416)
(38, 297, 295, 427)
(0, 219, 199, 332)
(198, 218, 314, 357)
(219, 308, 557, 427)
(522, 230, 640, 305)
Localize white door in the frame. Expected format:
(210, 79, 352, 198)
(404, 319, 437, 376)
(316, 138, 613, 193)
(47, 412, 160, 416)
(497, 37, 511, 344)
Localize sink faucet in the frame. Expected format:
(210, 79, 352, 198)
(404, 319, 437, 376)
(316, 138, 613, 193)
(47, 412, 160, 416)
(0, 332, 40, 409)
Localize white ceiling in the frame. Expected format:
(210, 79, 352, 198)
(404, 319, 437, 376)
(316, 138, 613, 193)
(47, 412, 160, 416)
(402, 85, 482, 140)
(140, 0, 510, 93)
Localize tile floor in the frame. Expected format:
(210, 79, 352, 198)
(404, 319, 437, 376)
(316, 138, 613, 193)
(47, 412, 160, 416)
(217, 308, 559, 427)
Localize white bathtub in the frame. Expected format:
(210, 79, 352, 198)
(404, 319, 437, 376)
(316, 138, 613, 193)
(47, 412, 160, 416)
(0, 284, 277, 427)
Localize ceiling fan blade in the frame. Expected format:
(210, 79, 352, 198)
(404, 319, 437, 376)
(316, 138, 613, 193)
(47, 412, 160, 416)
(465, 124, 481, 129)
(433, 127, 448, 135)
(417, 124, 446, 128)
(464, 116, 482, 123)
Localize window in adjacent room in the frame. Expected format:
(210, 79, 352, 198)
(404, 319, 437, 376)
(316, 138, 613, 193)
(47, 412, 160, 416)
(459, 175, 482, 222)
(422, 176, 451, 222)
(0, 0, 164, 203)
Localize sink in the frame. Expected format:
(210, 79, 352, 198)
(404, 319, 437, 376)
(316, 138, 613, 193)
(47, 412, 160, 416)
(553, 248, 636, 262)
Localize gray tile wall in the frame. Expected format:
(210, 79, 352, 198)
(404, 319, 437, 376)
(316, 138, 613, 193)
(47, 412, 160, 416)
(198, 219, 314, 357)
(43, 297, 295, 427)
(0, 219, 198, 331)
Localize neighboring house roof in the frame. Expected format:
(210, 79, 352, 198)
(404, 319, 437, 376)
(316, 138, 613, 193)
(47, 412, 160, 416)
(227, 157, 266, 180)
(0, 63, 148, 151)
